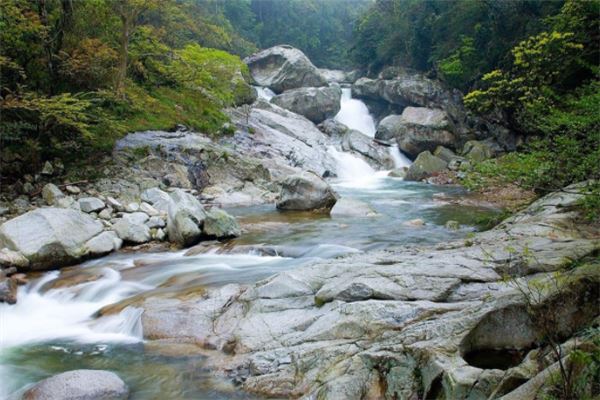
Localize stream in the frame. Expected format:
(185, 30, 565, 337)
(0, 88, 498, 399)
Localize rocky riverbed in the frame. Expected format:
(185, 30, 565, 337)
(1, 45, 598, 400)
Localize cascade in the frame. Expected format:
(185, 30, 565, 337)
(334, 88, 376, 136)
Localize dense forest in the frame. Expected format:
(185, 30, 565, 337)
(1, 0, 598, 216)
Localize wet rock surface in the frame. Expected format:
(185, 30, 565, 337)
(276, 171, 339, 212)
(137, 185, 599, 399)
(271, 85, 342, 124)
(244, 45, 327, 93)
(22, 369, 129, 400)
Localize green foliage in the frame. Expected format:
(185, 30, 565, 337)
(352, 0, 561, 89)
(0, 0, 255, 177)
(438, 36, 478, 91)
(250, 0, 370, 69)
(166, 44, 252, 106)
(461, 1, 600, 221)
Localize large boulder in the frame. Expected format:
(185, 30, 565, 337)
(167, 189, 207, 247)
(244, 45, 327, 93)
(392, 107, 455, 158)
(341, 129, 394, 169)
(0, 208, 103, 270)
(203, 208, 241, 239)
(23, 369, 129, 400)
(271, 86, 342, 124)
(114, 212, 151, 244)
(375, 114, 403, 143)
(462, 140, 496, 162)
(404, 151, 448, 181)
(276, 171, 339, 212)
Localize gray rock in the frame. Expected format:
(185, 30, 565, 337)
(56, 196, 78, 210)
(271, 86, 342, 124)
(388, 168, 407, 178)
(85, 231, 122, 255)
(65, 185, 81, 195)
(375, 114, 403, 143)
(463, 140, 495, 162)
(78, 197, 105, 213)
(145, 216, 166, 229)
(141, 188, 171, 212)
(318, 69, 349, 83)
(317, 118, 349, 137)
(393, 107, 455, 158)
(139, 202, 159, 217)
(433, 146, 459, 163)
(106, 197, 124, 212)
(41, 160, 54, 176)
(0, 276, 17, 304)
(276, 171, 339, 212)
(244, 45, 327, 93)
(22, 182, 34, 194)
(0, 208, 103, 270)
(125, 202, 140, 213)
(23, 369, 129, 400)
(341, 129, 393, 169)
(330, 198, 378, 217)
(42, 184, 64, 206)
(203, 208, 241, 239)
(135, 183, 599, 400)
(113, 212, 151, 244)
(0, 248, 29, 269)
(153, 228, 166, 241)
(167, 189, 207, 247)
(404, 151, 448, 181)
(0, 206, 9, 216)
(98, 209, 113, 220)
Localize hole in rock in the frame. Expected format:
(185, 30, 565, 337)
(463, 348, 529, 370)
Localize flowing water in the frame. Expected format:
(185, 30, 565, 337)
(0, 87, 498, 399)
(335, 88, 376, 136)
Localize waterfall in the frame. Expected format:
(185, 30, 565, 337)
(327, 146, 375, 181)
(334, 88, 376, 137)
(255, 86, 275, 101)
(389, 144, 412, 169)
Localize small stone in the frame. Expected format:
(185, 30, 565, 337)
(125, 202, 140, 212)
(22, 182, 34, 194)
(98, 208, 113, 220)
(11, 273, 28, 285)
(403, 218, 425, 227)
(24, 174, 34, 183)
(42, 183, 64, 206)
(55, 196, 78, 210)
(65, 185, 81, 195)
(78, 197, 106, 213)
(0, 207, 9, 216)
(146, 216, 166, 229)
(388, 168, 407, 178)
(106, 197, 124, 211)
(445, 220, 460, 230)
(140, 202, 159, 216)
(41, 161, 54, 175)
(154, 228, 167, 241)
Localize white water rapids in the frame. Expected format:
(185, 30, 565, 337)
(329, 87, 411, 187)
(335, 88, 376, 137)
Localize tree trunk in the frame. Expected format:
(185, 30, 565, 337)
(115, 13, 130, 96)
